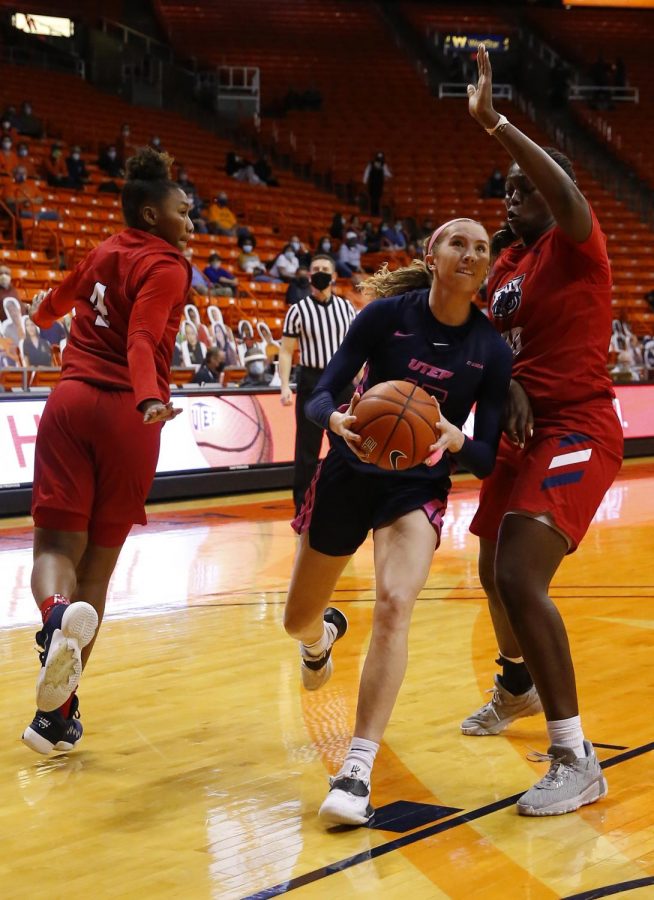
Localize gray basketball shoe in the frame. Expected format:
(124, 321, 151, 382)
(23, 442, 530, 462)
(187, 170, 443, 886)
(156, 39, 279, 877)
(517, 740, 608, 816)
(461, 674, 543, 735)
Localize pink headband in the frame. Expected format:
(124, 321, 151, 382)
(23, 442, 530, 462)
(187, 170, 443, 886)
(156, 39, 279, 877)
(426, 218, 476, 256)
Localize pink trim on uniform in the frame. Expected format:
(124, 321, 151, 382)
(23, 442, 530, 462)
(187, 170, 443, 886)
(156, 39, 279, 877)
(421, 497, 447, 550)
(291, 460, 323, 535)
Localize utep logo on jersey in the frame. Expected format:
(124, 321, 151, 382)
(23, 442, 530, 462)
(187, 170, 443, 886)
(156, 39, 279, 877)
(492, 274, 525, 320)
(408, 359, 454, 380)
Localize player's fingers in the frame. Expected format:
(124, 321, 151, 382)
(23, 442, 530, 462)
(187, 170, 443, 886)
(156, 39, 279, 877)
(467, 84, 476, 97)
(342, 428, 361, 444)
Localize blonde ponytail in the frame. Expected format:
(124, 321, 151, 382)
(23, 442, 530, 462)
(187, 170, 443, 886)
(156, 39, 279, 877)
(358, 259, 431, 300)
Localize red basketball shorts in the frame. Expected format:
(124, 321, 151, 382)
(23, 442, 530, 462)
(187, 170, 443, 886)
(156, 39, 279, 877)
(470, 405, 623, 552)
(32, 379, 163, 546)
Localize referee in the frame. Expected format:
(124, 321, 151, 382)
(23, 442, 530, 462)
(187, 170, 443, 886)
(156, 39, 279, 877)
(280, 254, 357, 514)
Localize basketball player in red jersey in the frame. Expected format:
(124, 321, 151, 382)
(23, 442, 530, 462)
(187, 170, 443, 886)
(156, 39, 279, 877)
(21, 147, 193, 755)
(461, 46, 623, 815)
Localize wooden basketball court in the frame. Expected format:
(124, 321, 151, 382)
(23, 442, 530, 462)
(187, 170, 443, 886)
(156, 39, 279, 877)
(1, 459, 652, 899)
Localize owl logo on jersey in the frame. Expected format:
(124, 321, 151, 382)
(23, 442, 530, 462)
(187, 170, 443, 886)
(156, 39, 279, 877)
(492, 274, 525, 320)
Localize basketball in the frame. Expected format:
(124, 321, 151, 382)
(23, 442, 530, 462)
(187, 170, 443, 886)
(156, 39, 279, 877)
(189, 395, 272, 467)
(351, 381, 440, 471)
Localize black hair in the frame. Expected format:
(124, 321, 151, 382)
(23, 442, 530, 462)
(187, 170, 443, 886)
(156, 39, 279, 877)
(208, 252, 221, 262)
(121, 147, 179, 229)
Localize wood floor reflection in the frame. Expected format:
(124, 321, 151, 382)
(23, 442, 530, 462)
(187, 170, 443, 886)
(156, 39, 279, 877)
(1, 460, 653, 899)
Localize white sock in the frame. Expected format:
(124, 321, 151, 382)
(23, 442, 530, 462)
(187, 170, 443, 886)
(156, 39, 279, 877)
(300, 620, 337, 659)
(546, 716, 586, 759)
(335, 737, 379, 785)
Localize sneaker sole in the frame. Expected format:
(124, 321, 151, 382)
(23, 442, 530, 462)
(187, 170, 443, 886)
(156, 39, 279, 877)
(517, 775, 608, 816)
(319, 792, 375, 826)
(461, 703, 543, 736)
(21, 725, 56, 755)
(36, 603, 98, 712)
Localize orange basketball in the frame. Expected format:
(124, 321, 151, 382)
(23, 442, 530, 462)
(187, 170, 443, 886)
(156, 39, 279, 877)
(351, 381, 440, 470)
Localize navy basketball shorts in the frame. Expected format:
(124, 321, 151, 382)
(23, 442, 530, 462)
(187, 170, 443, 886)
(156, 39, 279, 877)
(292, 449, 450, 557)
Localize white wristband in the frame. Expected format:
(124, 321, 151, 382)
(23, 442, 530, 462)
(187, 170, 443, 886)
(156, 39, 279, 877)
(486, 114, 509, 135)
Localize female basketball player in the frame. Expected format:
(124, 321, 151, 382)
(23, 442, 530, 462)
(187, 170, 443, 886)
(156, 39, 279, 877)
(21, 147, 192, 755)
(283, 218, 513, 826)
(461, 46, 622, 816)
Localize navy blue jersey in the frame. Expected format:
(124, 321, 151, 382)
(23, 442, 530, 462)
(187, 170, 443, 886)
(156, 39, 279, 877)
(306, 289, 512, 480)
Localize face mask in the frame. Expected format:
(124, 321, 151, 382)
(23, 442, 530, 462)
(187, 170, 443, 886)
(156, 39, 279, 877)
(310, 271, 332, 291)
(284, 249, 295, 260)
(242, 244, 253, 253)
(72, 152, 81, 160)
(218, 198, 227, 206)
(107, 150, 116, 159)
(14, 172, 26, 183)
(320, 241, 331, 252)
(2, 141, 11, 151)
(0, 274, 11, 288)
(211, 261, 221, 269)
(290, 241, 300, 252)
(18, 148, 28, 157)
(249, 361, 265, 376)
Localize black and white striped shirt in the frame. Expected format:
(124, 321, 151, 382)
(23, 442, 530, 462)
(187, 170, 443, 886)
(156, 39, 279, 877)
(283, 294, 356, 370)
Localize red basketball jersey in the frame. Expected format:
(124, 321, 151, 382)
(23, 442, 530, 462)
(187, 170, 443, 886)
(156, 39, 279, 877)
(487, 207, 615, 418)
(33, 228, 191, 408)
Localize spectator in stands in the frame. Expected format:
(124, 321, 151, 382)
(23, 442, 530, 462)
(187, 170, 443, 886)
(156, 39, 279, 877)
(15, 141, 37, 178)
(1, 105, 18, 128)
(362, 220, 381, 253)
(225, 152, 261, 184)
(207, 191, 237, 236)
(482, 168, 506, 199)
(315, 235, 337, 262)
(183, 247, 211, 296)
(187, 192, 209, 234)
(329, 212, 346, 241)
(336, 230, 366, 278)
(289, 234, 311, 268)
(417, 216, 436, 244)
(4, 167, 52, 221)
(203, 252, 238, 295)
(237, 235, 277, 282)
(1, 296, 25, 355)
(0, 267, 25, 307)
(191, 347, 225, 385)
(42, 144, 71, 188)
(0, 135, 18, 177)
(589, 54, 612, 110)
(239, 347, 272, 387)
(149, 136, 165, 153)
(254, 153, 279, 187)
(285, 267, 310, 305)
(21, 317, 52, 367)
(14, 101, 43, 139)
(181, 321, 206, 368)
(176, 168, 196, 194)
(98, 145, 124, 179)
(66, 145, 89, 190)
(184, 303, 214, 347)
(270, 243, 300, 282)
(363, 151, 392, 216)
(116, 123, 135, 167)
(1, 118, 18, 145)
(379, 220, 407, 250)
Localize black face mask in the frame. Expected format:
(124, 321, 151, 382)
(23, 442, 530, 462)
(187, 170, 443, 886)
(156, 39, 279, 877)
(310, 271, 332, 291)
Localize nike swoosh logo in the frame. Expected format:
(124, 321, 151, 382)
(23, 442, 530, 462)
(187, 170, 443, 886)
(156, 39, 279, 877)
(393, 331, 414, 338)
(389, 449, 408, 470)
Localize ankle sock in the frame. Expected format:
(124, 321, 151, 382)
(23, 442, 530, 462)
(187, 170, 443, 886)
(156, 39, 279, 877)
(546, 715, 586, 759)
(301, 620, 336, 659)
(336, 737, 379, 786)
(40, 594, 70, 625)
(496, 654, 534, 696)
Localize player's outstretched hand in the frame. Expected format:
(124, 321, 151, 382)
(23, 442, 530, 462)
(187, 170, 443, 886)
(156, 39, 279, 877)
(142, 400, 182, 425)
(504, 379, 534, 448)
(280, 386, 293, 407)
(28, 290, 50, 321)
(467, 44, 499, 131)
(329, 392, 368, 462)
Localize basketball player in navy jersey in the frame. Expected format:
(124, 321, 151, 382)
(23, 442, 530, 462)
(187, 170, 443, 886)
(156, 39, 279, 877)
(21, 148, 192, 755)
(283, 219, 513, 826)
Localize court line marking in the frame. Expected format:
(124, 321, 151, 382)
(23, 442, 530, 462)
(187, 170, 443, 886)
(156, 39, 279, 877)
(241, 741, 654, 899)
(562, 875, 654, 899)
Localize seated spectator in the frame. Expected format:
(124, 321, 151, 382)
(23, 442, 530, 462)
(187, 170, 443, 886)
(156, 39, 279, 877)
(15, 141, 37, 178)
(206, 192, 237, 236)
(329, 212, 346, 241)
(181, 321, 206, 368)
(177, 167, 196, 194)
(0, 136, 18, 177)
(98, 145, 124, 179)
(645, 288, 654, 311)
(203, 252, 238, 295)
(21, 317, 52, 366)
(289, 234, 311, 267)
(379, 220, 407, 250)
(481, 168, 505, 199)
(225, 152, 261, 184)
(362, 220, 381, 253)
(14, 101, 43, 139)
(285, 267, 310, 305)
(239, 347, 272, 387)
(0, 267, 25, 307)
(314, 235, 337, 263)
(237, 235, 277, 282)
(115, 123, 136, 167)
(253, 153, 279, 187)
(191, 347, 225, 385)
(3, 168, 53, 220)
(1, 105, 18, 128)
(41, 144, 71, 188)
(66, 145, 89, 190)
(417, 216, 436, 243)
(184, 303, 214, 347)
(183, 247, 211, 296)
(269, 244, 300, 282)
(336, 230, 366, 278)
(187, 192, 209, 234)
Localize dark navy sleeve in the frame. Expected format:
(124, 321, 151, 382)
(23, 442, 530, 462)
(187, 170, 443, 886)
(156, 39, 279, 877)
(451, 338, 512, 479)
(305, 299, 398, 429)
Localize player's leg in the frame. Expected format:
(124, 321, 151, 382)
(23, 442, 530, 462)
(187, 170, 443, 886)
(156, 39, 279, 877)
(495, 514, 606, 815)
(460, 536, 542, 736)
(283, 534, 351, 690)
(319, 508, 436, 825)
(292, 372, 325, 514)
(72, 540, 125, 666)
